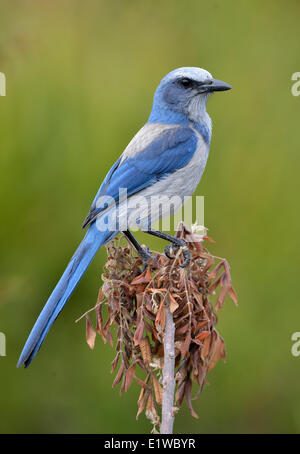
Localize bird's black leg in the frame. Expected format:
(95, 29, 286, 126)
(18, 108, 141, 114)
(123, 230, 155, 270)
(144, 229, 190, 268)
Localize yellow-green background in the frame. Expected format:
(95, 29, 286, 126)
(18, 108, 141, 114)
(0, 0, 299, 434)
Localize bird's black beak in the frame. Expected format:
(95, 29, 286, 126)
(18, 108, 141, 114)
(210, 78, 232, 92)
(198, 78, 232, 93)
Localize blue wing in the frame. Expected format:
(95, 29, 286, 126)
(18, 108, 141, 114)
(17, 124, 198, 367)
(82, 124, 198, 228)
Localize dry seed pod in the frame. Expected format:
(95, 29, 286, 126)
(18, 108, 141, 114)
(139, 337, 152, 367)
(151, 374, 163, 407)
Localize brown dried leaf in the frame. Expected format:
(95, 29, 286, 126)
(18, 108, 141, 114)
(201, 334, 211, 360)
(135, 376, 152, 391)
(122, 351, 130, 370)
(155, 300, 166, 331)
(169, 293, 179, 313)
(195, 330, 210, 341)
(193, 291, 203, 309)
(180, 331, 191, 358)
(97, 287, 104, 303)
(215, 284, 229, 311)
(134, 319, 145, 346)
(146, 391, 154, 412)
(196, 320, 208, 331)
(96, 303, 104, 337)
(185, 378, 199, 419)
(175, 381, 186, 406)
(143, 306, 155, 321)
(151, 374, 163, 406)
(106, 326, 114, 347)
(85, 314, 96, 350)
(131, 269, 152, 285)
(112, 363, 125, 388)
(120, 374, 126, 396)
(228, 286, 238, 305)
(139, 337, 152, 367)
(111, 352, 120, 373)
(207, 261, 224, 280)
(203, 235, 215, 244)
(208, 272, 225, 294)
(176, 323, 190, 336)
(208, 335, 226, 371)
(125, 364, 136, 392)
(192, 338, 203, 346)
(136, 388, 150, 420)
(201, 254, 215, 273)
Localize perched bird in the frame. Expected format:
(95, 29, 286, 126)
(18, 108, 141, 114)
(17, 67, 231, 368)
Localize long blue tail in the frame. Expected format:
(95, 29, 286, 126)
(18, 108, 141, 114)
(17, 223, 116, 368)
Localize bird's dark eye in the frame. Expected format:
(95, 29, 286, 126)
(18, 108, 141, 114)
(180, 78, 192, 88)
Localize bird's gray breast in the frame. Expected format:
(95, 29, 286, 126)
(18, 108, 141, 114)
(162, 139, 208, 198)
(121, 129, 209, 229)
(145, 126, 209, 199)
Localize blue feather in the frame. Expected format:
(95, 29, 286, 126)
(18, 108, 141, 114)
(90, 156, 122, 208)
(192, 121, 211, 145)
(83, 125, 198, 227)
(17, 223, 117, 368)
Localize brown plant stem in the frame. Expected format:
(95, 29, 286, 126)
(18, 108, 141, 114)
(160, 304, 176, 434)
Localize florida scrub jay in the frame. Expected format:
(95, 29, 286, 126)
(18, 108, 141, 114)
(17, 67, 231, 367)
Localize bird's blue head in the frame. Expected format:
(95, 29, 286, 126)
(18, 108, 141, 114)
(149, 67, 231, 125)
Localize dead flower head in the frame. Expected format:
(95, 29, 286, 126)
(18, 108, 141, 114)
(79, 222, 237, 427)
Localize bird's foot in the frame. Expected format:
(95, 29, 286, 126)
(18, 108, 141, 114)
(164, 240, 190, 268)
(140, 246, 156, 271)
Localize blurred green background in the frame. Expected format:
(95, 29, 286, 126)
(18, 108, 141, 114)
(0, 0, 300, 434)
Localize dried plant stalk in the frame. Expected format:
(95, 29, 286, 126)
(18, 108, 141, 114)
(161, 304, 175, 434)
(78, 222, 238, 433)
